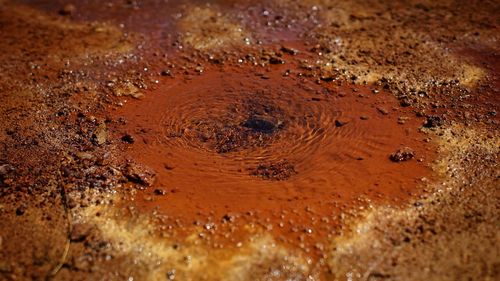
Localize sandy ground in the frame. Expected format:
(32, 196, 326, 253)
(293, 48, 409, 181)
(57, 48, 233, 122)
(0, 0, 498, 280)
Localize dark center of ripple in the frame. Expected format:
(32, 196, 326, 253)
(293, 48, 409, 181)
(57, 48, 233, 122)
(242, 116, 279, 134)
(181, 98, 287, 154)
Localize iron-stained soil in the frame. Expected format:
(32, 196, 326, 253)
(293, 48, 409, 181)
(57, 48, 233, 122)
(0, 0, 498, 280)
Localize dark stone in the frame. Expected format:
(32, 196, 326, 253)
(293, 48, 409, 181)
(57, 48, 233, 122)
(154, 188, 167, 196)
(280, 46, 299, 55)
(390, 147, 415, 162)
(377, 107, 389, 115)
(121, 134, 135, 144)
(123, 163, 156, 186)
(423, 115, 443, 128)
(335, 118, 350, 127)
(222, 214, 235, 223)
(400, 98, 412, 107)
(16, 205, 26, 216)
(243, 117, 276, 134)
(269, 56, 285, 64)
(320, 76, 334, 82)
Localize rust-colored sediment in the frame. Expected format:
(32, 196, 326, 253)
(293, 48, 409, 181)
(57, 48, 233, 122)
(0, 0, 498, 280)
(110, 63, 436, 252)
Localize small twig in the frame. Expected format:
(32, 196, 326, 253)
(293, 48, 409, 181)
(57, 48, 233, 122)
(47, 177, 72, 279)
(49, 239, 70, 277)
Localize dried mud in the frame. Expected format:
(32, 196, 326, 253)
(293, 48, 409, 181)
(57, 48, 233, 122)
(0, 0, 498, 280)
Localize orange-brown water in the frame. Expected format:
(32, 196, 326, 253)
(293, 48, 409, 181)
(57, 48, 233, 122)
(111, 64, 436, 253)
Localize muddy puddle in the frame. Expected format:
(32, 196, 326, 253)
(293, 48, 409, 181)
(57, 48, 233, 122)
(110, 64, 436, 253)
(2, 0, 499, 280)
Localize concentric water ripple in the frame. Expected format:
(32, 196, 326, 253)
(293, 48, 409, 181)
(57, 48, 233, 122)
(154, 73, 389, 185)
(114, 68, 433, 221)
(162, 90, 339, 168)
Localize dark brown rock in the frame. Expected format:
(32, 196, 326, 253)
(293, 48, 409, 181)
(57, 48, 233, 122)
(123, 162, 156, 186)
(335, 118, 350, 127)
(390, 147, 415, 162)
